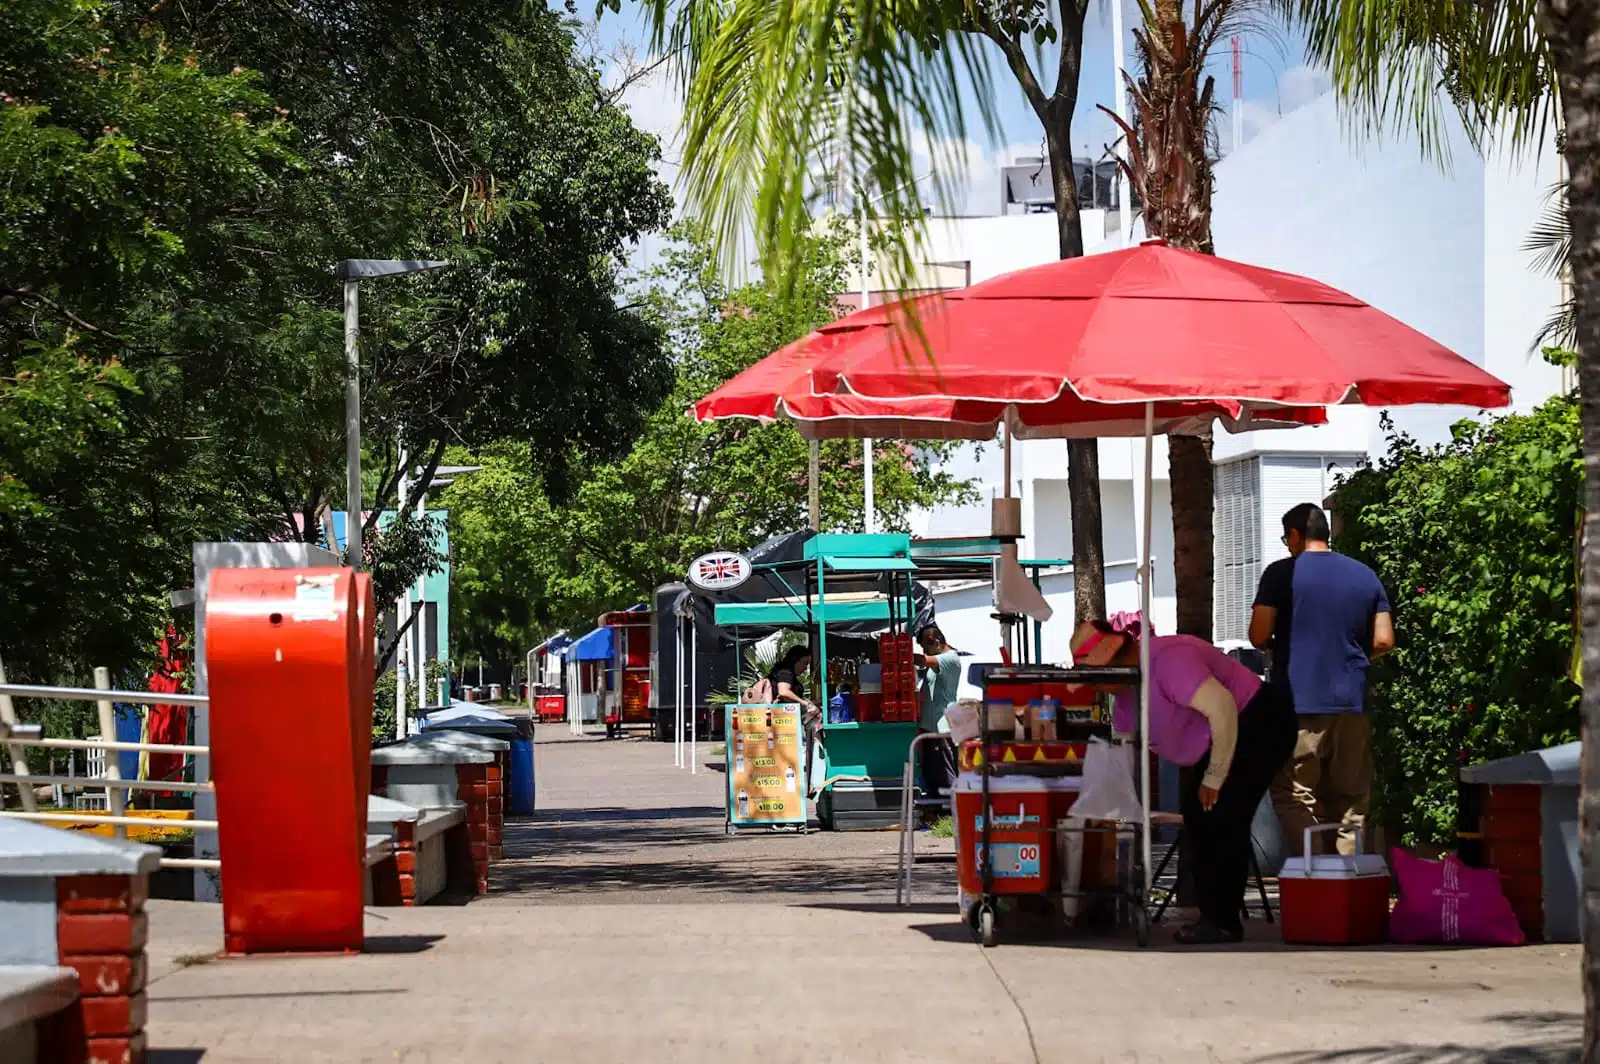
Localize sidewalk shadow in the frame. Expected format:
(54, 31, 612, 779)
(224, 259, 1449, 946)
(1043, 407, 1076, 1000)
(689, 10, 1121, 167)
(150, 1053, 206, 1064)
(363, 934, 444, 954)
(1247, 1012, 1579, 1063)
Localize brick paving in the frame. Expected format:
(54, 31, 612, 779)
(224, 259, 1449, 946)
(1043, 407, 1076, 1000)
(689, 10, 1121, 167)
(135, 731, 1583, 1063)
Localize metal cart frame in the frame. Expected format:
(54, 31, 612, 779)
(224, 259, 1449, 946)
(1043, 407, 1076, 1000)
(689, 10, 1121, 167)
(967, 662, 1152, 948)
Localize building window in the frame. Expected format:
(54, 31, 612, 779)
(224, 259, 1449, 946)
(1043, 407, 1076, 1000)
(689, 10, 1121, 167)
(1213, 457, 1261, 643)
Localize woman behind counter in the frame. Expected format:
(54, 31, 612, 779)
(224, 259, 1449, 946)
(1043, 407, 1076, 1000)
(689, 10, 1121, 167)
(1070, 619, 1295, 945)
(766, 646, 820, 724)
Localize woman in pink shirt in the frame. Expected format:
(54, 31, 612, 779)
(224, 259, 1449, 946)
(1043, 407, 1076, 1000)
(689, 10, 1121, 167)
(1071, 620, 1296, 944)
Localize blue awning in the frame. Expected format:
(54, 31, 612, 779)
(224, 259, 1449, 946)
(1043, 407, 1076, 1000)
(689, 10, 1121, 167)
(567, 626, 614, 662)
(535, 631, 572, 656)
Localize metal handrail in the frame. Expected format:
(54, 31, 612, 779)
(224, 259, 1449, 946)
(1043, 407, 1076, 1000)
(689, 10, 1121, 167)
(22, 737, 207, 756)
(1, 811, 219, 829)
(0, 683, 208, 708)
(0, 774, 211, 793)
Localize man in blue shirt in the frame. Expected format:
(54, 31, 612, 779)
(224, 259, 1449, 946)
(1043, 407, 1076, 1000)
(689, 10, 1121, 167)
(1250, 503, 1394, 856)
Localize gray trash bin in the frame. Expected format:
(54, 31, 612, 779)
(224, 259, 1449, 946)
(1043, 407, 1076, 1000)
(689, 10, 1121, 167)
(1460, 741, 1580, 942)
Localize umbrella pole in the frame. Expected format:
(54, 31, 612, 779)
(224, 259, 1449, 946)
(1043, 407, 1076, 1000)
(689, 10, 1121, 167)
(1001, 421, 1014, 659)
(1139, 402, 1154, 909)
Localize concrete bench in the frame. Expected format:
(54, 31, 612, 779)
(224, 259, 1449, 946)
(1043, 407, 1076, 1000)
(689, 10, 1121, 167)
(0, 818, 159, 1064)
(422, 731, 511, 860)
(371, 738, 499, 895)
(0, 966, 78, 1064)
(365, 796, 470, 906)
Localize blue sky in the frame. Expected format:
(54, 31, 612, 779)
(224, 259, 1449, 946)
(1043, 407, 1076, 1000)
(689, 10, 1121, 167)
(582, 3, 1330, 220)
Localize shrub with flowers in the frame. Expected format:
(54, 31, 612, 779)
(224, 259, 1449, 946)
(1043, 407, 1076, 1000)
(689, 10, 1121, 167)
(1329, 386, 1581, 846)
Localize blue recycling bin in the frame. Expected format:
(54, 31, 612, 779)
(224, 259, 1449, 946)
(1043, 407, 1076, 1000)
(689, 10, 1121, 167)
(508, 737, 536, 815)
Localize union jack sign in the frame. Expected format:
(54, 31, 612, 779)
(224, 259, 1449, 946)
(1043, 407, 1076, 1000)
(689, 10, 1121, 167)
(688, 551, 751, 591)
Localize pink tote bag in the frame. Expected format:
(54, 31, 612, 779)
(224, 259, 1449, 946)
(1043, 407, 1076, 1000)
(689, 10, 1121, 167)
(1388, 848, 1526, 946)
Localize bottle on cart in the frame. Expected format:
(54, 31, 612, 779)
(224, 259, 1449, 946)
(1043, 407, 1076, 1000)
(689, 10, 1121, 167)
(785, 766, 797, 792)
(736, 789, 750, 818)
(735, 752, 746, 775)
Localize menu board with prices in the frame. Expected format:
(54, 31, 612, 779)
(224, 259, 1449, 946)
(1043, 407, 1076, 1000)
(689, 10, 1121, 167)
(726, 704, 807, 827)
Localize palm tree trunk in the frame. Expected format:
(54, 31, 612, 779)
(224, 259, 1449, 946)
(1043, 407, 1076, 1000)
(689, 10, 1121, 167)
(1169, 434, 1214, 638)
(1539, 0, 1600, 1053)
(1048, 114, 1108, 623)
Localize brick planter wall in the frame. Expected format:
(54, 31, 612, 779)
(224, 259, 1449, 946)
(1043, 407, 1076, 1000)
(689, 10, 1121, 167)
(41, 873, 153, 1064)
(453, 762, 501, 893)
(1479, 783, 1544, 940)
(369, 819, 417, 907)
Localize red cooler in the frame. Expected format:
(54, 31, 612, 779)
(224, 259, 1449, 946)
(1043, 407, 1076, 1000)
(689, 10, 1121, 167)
(1279, 826, 1391, 945)
(954, 775, 1053, 896)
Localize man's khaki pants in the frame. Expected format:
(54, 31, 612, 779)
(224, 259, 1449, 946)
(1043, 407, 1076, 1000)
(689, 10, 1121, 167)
(1271, 712, 1371, 856)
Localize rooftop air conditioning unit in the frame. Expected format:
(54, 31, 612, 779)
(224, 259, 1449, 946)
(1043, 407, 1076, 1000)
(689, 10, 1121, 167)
(1002, 156, 1053, 212)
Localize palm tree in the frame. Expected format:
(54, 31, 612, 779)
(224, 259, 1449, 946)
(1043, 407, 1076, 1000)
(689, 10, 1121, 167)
(641, 0, 1119, 617)
(1287, 0, 1600, 1050)
(1098, 0, 1250, 641)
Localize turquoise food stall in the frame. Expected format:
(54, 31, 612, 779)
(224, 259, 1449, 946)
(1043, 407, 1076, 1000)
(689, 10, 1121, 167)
(714, 533, 919, 830)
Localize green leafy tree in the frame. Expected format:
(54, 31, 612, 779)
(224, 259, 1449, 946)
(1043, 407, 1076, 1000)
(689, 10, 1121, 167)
(1, 0, 297, 678)
(1332, 387, 1582, 847)
(1, 0, 673, 683)
(446, 223, 978, 667)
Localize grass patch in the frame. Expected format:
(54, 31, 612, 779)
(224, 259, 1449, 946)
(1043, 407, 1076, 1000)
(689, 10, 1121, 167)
(174, 951, 217, 968)
(930, 816, 954, 839)
(709, 744, 726, 757)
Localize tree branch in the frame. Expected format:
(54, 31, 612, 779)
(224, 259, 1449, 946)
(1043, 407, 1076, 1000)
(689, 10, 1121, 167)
(375, 603, 422, 675)
(970, 16, 1050, 119)
(5, 287, 137, 349)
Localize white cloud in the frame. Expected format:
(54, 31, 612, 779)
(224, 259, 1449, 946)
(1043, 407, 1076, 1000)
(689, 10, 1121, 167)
(1278, 63, 1333, 115)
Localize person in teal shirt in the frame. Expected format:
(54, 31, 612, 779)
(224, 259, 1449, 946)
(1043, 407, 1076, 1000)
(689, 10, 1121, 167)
(916, 624, 963, 806)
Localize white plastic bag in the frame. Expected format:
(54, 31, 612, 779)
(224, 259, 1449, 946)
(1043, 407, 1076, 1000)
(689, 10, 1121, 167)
(1069, 737, 1143, 822)
(943, 700, 982, 744)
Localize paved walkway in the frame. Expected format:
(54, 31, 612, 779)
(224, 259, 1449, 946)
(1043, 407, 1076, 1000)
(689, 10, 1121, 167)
(140, 733, 1583, 1063)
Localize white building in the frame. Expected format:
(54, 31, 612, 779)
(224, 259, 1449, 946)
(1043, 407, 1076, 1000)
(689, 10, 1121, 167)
(892, 88, 1567, 666)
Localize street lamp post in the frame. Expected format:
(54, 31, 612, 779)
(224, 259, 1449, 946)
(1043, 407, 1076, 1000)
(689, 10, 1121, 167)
(335, 258, 448, 569)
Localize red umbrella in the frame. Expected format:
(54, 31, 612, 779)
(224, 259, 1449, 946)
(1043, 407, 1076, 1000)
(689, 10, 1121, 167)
(808, 240, 1512, 411)
(695, 293, 1327, 440)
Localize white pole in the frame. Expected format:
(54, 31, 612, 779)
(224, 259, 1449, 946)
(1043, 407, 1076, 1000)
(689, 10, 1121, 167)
(1003, 421, 1013, 499)
(396, 451, 410, 740)
(343, 280, 364, 568)
(414, 485, 428, 717)
(675, 617, 685, 767)
(0, 656, 39, 813)
(1139, 402, 1155, 905)
(690, 619, 698, 775)
(93, 667, 126, 840)
(1111, 0, 1133, 245)
(860, 212, 875, 534)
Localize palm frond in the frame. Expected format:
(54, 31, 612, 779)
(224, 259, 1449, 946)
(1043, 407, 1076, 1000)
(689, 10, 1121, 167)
(1283, 0, 1558, 163)
(640, 0, 1003, 297)
(1524, 181, 1574, 351)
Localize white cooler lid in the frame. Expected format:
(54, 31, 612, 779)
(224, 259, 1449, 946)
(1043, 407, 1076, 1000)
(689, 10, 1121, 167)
(1279, 853, 1390, 879)
(953, 773, 1079, 793)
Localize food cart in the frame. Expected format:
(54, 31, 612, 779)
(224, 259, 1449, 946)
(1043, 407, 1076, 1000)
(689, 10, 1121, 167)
(598, 609, 653, 738)
(714, 533, 920, 831)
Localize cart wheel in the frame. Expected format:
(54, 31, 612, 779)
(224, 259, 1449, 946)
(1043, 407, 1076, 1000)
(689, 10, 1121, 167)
(979, 905, 998, 949)
(1133, 904, 1151, 949)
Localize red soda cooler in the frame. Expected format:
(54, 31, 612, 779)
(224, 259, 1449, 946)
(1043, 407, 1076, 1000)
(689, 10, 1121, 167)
(954, 775, 1054, 895)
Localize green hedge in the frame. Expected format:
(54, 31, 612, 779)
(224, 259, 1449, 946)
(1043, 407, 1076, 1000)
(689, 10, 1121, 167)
(1330, 392, 1581, 847)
